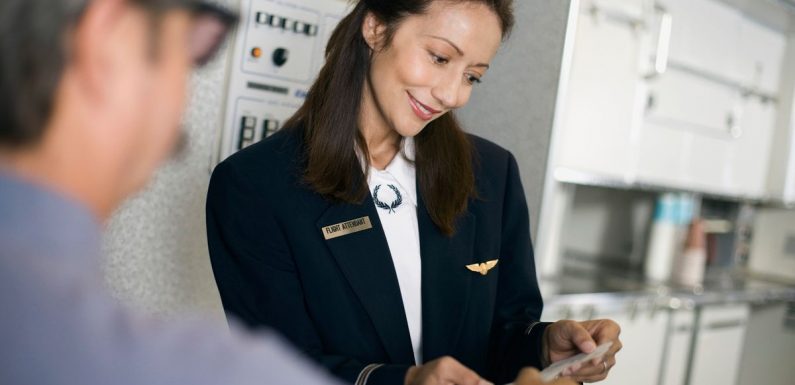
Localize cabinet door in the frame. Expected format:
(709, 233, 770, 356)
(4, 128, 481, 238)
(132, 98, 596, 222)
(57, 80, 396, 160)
(738, 19, 786, 95)
(658, 0, 742, 83)
(738, 303, 795, 385)
(732, 20, 784, 198)
(765, 30, 795, 204)
(728, 97, 777, 198)
(748, 208, 795, 282)
(555, 0, 645, 178)
(689, 304, 750, 385)
(637, 69, 739, 193)
(659, 309, 695, 385)
(601, 311, 668, 385)
(635, 0, 784, 198)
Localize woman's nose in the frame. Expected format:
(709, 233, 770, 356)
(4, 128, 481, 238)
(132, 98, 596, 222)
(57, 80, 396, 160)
(431, 72, 466, 109)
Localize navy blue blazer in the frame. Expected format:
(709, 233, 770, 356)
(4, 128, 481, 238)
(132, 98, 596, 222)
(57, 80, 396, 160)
(206, 125, 550, 385)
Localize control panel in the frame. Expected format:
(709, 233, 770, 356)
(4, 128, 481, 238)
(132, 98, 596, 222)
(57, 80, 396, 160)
(216, 0, 350, 163)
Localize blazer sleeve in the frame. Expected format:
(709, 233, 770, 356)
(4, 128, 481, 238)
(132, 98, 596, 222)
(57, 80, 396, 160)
(485, 153, 551, 384)
(206, 160, 409, 385)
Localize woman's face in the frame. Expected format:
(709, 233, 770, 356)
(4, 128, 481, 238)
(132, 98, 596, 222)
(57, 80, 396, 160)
(361, 1, 503, 138)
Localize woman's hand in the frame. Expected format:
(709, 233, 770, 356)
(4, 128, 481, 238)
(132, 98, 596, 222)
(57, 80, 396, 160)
(513, 368, 579, 385)
(403, 358, 582, 385)
(544, 319, 622, 383)
(404, 356, 492, 385)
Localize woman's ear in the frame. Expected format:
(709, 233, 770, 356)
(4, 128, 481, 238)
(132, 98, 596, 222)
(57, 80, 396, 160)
(361, 11, 387, 51)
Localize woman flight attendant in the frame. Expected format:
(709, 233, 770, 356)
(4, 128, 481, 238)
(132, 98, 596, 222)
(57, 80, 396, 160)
(207, 1, 621, 384)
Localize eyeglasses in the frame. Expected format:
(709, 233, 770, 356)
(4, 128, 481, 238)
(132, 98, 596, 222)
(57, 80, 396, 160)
(130, 0, 238, 66)
(68, 1, 237, 67)
(183, 2, 238, 66)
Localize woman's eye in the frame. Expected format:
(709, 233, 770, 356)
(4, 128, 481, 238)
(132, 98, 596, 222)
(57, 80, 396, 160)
(431, 54, 449, 65)
(466, 74, 482, 85)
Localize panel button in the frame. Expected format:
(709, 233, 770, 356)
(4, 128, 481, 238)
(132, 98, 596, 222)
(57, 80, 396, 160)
(238, 116, 258, 150)
(273, 16, 286, 29)
(242, 116, 257, 129)
(304, 23, 318, 37)
(263, 119, 281, 138)
(242, 127, 255, 140)
(254, 12, 273, 26)
(272, 48, 289, 67)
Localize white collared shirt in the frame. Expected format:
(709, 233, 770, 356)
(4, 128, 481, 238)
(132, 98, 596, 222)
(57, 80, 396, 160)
(361, 137, 423, 365)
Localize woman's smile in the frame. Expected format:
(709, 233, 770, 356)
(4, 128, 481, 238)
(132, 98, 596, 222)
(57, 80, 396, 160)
(407, 91, 440, 121)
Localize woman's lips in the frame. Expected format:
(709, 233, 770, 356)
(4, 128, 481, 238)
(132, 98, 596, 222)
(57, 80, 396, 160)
(407, 92, 440, 121)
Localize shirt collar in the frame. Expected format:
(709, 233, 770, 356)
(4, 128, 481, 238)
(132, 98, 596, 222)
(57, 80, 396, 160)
(358, 137, 417, 207)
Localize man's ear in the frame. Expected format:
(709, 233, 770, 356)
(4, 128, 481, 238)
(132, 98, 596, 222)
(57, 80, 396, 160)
(69, 0, 128, 103)
(361, 11, 387, 51)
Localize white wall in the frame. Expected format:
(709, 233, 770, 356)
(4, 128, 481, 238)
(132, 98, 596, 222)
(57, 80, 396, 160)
(458, 0, 571, 238)
(102, 0, 238, 318)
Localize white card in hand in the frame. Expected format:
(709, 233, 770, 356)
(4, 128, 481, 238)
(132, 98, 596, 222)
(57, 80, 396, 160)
(539, 341, 613, 382)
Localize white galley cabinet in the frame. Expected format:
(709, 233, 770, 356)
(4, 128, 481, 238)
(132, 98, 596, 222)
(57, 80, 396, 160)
(542, 298, 669, 385)
(553, 0, 786, 198)
(638, 0, 785, 198)
(767, 32, 795, 205)
(555, 0, 647, 180)
(542, 301, 750, 385)
(687, 304, 750, 385)
(658, 309, 696, 385)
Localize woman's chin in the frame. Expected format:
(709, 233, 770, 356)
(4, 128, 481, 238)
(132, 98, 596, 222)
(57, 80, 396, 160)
(395, 122, 431, 138)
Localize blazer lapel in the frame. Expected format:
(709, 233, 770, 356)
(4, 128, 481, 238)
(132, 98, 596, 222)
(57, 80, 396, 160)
(316, 197, 416, 365)
(418, 193, 477, 362)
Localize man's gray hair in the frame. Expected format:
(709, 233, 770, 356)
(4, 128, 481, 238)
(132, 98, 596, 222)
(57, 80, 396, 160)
(0, 0, 89, 147)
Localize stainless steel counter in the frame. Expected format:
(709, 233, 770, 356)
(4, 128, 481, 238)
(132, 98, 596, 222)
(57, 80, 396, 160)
(540, 267, 795, 314)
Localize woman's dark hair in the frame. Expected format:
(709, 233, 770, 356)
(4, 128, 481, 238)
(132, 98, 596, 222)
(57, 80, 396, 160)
(286, 0, 514, 236)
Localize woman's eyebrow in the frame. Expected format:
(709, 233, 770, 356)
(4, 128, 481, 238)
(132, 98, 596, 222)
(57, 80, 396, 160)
(425, 35, 490, 69)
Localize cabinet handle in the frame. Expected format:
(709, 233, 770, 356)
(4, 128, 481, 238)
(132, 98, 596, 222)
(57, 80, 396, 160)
(646, 93, 656, 112)
(646, 4, 672, 79)
(726, 113, 743, 138)
(705, 319, 745, 330)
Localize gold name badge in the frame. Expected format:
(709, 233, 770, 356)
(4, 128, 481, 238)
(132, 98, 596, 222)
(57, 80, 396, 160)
(322, 216, 373, 240)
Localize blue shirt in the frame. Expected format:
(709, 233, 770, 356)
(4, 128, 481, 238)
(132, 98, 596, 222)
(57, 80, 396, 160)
(0, 170, 341, 385)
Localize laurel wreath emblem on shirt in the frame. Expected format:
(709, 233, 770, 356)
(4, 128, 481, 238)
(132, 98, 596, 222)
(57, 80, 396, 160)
(373, 184, 403, 214)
